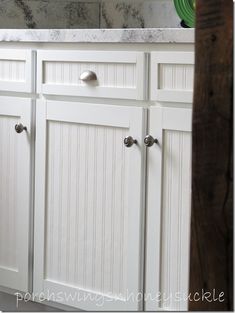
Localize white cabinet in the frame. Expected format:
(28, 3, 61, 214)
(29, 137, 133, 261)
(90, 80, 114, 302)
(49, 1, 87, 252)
(0, 47, 194, 312)
(145, 107, 192, 311)
(34, 100, 147, 311)
(0, 96, 33, 292)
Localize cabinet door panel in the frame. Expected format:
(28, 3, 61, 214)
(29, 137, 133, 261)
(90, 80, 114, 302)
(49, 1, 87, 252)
(0, 50, 34, 93)
(145, 106, 192, 311)
(34, 100, 146, 311)
(0, 96, 32, 292)
(150, 52, 194, 103)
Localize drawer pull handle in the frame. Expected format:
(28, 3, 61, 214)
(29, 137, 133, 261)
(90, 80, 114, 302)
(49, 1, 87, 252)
(15, 123, 27, 134)
(80, 70, 97, 82)
(124, 136, 137, 148)
(144, 135, 158, 147)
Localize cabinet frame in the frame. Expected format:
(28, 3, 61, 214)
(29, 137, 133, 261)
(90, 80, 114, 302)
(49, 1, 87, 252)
(145, 106, 192, 311)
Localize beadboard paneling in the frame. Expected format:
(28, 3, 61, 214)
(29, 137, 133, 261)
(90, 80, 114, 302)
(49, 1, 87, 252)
(0, 115, 18, 271)
(37, 50, 146, 100)
(159, 64, 194, 90)
(0, 60, 25, 82)
(0, 50, 34, 93)
(43, 61, 136, 88)
(45, 121, 129, 298)
(151, 52, 194, 103)
(160, 130, 191, 311)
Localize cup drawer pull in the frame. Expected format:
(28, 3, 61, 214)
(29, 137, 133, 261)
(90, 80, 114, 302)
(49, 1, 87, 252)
(79, 70, 97, 82)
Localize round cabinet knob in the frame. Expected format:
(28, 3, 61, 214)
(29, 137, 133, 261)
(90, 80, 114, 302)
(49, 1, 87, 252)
(79, 70, 97, 82)
(124, 136, 137, 148)
(144, 135, 158, 147)
(15, 123, 27, 134)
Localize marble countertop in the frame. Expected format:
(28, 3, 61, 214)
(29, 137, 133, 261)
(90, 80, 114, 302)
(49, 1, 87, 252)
(0, 28, 194, 43)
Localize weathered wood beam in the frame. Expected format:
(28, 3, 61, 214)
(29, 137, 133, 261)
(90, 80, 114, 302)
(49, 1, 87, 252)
(189, 0, 233, 310)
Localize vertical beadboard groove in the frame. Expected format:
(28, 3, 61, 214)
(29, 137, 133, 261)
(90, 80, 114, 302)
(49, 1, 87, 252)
(92, 127, 98, 289)
(44, 61, 136, 88)
(159, 64, 194, 91)
(110, 128, 116, 292)
(167, 132, 172, 306)
(177, 133, 183, 311)
(6, 117, 10, 267)
(74, 125, 80, 285)
(119, 128, 126, 295)
(101, 127, 107, 293)
(57, 123, 63, 279)
(45, 121, 129, 298)
(12, 118, 17, 267)
(0, 60, 25, 82)
(0, 115, 18, 270)
(45, 121, 55, 279)
(49, 123, 54, 279)
(161, 130, 191, 310)
(83, 126, 89, 288)
(66, 126, 72, 283)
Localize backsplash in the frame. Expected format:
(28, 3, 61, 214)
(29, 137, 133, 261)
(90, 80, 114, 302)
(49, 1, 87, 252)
(0, 0, 181, 29)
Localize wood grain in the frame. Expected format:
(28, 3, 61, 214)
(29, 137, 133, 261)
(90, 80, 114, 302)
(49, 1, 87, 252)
(189, 0, 233, 310)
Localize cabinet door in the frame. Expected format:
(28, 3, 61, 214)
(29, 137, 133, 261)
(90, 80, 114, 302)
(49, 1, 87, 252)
(0, 96, 32, 292)
(145, 106, 192, 311)
(34, 100, 146, 311)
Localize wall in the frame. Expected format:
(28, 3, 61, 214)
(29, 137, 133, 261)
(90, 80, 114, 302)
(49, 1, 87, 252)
(0, 0, 181, 29)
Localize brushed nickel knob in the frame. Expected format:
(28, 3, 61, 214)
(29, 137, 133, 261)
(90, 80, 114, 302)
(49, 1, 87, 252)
(124, 136, 137, 148)
(15, 123, 27, 134)
(144, 135, 158, 147)
(79, 70, 97, 82)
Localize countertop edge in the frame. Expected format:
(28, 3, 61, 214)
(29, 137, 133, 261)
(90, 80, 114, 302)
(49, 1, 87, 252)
(0, 28, 195, 43)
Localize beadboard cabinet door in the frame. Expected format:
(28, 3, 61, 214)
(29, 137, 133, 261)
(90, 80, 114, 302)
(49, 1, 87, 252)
(145, 106, 192, 311)
(0, 96, 32, 292)
(34, 100, 146, 311)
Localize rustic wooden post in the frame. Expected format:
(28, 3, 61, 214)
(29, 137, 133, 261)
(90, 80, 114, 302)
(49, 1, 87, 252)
(189, 0, 233, 310)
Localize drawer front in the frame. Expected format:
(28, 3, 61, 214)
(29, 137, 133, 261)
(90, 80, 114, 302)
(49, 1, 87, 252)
(0, 50, 34, 93)
(37, 50, 147, 100)
(150, 52, 194, 103)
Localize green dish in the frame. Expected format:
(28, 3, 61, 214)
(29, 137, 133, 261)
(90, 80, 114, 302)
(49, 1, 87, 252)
(173, 0, 195, 28)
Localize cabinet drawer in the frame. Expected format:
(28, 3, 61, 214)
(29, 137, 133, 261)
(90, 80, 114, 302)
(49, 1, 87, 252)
(0, 50, 34, 93)
(150, 52, 194, 103)
(37, 50, 147, 100)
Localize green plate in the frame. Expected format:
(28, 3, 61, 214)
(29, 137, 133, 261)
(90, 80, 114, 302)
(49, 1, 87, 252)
(173, 0, 195, 28)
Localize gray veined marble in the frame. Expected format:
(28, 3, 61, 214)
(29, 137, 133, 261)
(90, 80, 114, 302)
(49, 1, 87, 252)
(0, 0, 183, 30)
(100, 0, 181, 29)
(0, 28, 195, 43)
(0, 0, 100, 29)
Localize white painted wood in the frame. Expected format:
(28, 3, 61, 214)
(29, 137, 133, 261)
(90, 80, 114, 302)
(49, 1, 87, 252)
(0, 44, 195, 312)
(0, 96, 32, 292)
(145, 106, 192, 311)
(34, 100, 146, 311)
(150, 52, 194, 103)
(37, 50, 147, 100)
(0, 50, 34, 93)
